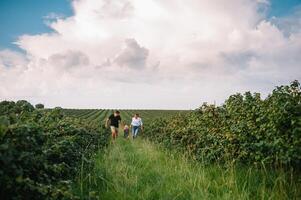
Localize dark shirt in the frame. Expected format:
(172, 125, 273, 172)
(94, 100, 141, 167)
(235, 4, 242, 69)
(109, 114, 121, 128)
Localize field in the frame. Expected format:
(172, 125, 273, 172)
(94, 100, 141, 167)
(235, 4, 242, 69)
(67, 105, 300, 199)
(0, 81, 300, 200)
(62, 109, 187, 124)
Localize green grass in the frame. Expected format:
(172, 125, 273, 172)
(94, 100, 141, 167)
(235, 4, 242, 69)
(73, 135, 300, 200)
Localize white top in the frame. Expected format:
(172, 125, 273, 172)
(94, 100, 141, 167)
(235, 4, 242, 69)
(131, 117, 143, 127)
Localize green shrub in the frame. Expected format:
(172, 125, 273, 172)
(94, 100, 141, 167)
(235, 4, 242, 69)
(143, 80, 301, 167)
(35, 104, 44, 109)
(0, 101, 110, 199)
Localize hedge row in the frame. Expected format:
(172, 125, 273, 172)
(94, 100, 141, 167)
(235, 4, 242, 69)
(0, 101, 110, 200)
(143, 81, 301, 167)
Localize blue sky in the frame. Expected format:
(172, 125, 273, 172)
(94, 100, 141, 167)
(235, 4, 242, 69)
(0, 0, 72, 51)
(269, 0, 301, 17)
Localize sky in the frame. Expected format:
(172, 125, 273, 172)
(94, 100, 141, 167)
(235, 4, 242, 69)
(0, 0, 300, 109)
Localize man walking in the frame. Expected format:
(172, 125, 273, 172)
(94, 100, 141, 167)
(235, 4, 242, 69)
(106, 110, 122, 141)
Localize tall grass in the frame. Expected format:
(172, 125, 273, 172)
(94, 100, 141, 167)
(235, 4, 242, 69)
(74, 137, 300, 199)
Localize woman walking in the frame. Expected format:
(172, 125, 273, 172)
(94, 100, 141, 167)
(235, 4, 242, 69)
(131, 113, 143, 139)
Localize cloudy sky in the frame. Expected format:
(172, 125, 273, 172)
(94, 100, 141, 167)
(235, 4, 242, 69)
(0, 0, 300, 109)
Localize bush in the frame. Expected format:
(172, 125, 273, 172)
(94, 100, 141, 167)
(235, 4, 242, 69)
(0, 101, 110, 199)
(35, 104, 44, 109)
(143, 80, 301, 167)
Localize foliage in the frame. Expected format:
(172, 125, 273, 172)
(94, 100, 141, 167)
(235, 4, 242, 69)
(35, 103, 45, 109)
(62, 108, 187, 127)
(83, 138, 300, 200)
(143, 80, 301, 167)
(0, 101, 110, 200)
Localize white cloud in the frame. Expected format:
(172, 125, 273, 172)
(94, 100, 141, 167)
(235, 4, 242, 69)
(0, 49, 28, 69)
(48, 50, 89, 70)
(114, 39, 149, 69)
(0, 0, 301, 109)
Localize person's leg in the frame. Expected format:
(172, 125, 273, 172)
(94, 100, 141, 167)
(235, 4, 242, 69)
(136, 126, 140, 137)
(110, 126, 116, 140)
(115, 128, 119, 138)
(132, 126, 139, 138)
(131, 126, 135, 139)
(134, 126, 138, 138)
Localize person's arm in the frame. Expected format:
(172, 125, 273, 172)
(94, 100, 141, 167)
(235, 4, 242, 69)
(105, 117, 110, 128)
(140, 118, 144, 131)
(120, 120, 124, 128)
(129, 117, 133, 128)
(119, 116, 123, 127)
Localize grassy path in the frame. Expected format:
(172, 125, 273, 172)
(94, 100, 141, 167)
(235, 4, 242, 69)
(95, 138, 215, 199)
(98, 138, 208, 199)
(75, 136, 297, 200)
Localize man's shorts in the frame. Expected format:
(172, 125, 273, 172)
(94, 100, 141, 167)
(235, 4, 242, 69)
(110, 126, 118, 133)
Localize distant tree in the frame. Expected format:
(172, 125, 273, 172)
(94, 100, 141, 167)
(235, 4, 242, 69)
(15, 100, 34, 113)
(35, 104, 44, 109)
(0, 101, 15, 115)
